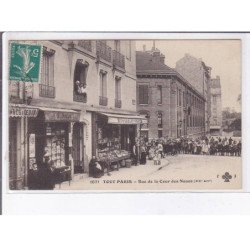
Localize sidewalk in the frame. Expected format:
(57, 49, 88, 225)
(54, 159, 170, 190)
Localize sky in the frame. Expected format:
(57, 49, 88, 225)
(136, 40, 241, 112)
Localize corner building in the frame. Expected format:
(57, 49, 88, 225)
(136, 48, 206, 140)
(8, 40, 145, 189)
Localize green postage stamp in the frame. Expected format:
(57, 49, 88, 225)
(9, 43, 42, 82)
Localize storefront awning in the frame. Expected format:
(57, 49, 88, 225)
(38, 107, 80, 122)
(99, 112, 147, 125)
(9, 104, 39, 117)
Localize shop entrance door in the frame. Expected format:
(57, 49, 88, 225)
(72, 123, 84, 173)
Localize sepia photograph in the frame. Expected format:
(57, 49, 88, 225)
(6, 37, 242, 191)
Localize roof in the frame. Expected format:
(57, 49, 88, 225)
(136, 51, 205, 101)
(136, 51, 176, 74)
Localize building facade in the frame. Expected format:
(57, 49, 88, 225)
(210, 76, 222, 135)
(136, 47, 206, 140)
(8, 40, 145, 190)
(175, 54, 211, 134)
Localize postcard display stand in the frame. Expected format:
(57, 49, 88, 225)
(97, 126, 131, 167)
(46, 124, 66, 168)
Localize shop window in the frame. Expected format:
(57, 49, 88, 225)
(115, 76, 121, 108)
(44, 123, 69, 168)
(157, 85, 162, 105)
(40, 47, 55, 98)
(74, 60, 88, 103)
(157, 112, 163, 128)
(138, 84, 149, 105)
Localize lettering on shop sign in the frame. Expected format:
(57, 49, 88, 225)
(44, 111, 80, 122)
(108, 117, 147, 125)
(9, 106, 38, 117)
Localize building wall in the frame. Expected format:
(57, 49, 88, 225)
(210, 76, 222, 132)
(175, 54, 211, 134)
(136, 76, 205, 139)
(30, 40, 137, 112)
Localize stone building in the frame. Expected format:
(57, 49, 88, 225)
(8, 39, 145, 189)
(210, 76, 222, 135)
(175, 54, 211, 134)
(136, 47, 206, 139)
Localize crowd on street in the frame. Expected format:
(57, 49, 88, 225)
(140, 136, 241, 162)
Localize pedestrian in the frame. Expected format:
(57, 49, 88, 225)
(38, 152, 55, 190)
(140, 144, 147, 165)
(89, 156, 104, 178)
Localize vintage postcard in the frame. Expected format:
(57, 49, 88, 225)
(2, 33, 243, 191)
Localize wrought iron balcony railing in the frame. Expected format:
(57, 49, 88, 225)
(9, 82, 33, 103)
(99, 96, 108, 106)
(78, 40, 92, 52)
(113, 50, 125, 69)
(96, 41, 112, 63)
(73, 92, 87, 103)
(115, 99, 122, 108)
(39, 84, 55, 98)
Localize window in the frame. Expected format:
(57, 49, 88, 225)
(157, 85, 162, 104)
(115, 77, 121, 100)
(41, 49, 54, 86)
(157, 112, 163, 128)
(73, 60, 88, 102)
(138, 85, 149, 104)
(100, 71, 107, 98)
(40, 48, 55, 98)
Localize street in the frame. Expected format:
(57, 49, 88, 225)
(56, 154, 241, 191)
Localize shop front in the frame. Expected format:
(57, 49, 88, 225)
(27, 107, 83, 189)
(92, 112, 147, 169)
(9, 104, 39, 189)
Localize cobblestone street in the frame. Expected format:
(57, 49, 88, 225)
(56, 154, 241, 191)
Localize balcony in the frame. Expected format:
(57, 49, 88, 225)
(115, 99, 122, 108)
(78, 40, 92, 52)
(99, 96, 108, 106)
(9, 82, 33, 103)
(39, 84, 55, 98)
(113, 50, 125, 69)
(73, 92, 87, 103)
(96, 41, 112, 63)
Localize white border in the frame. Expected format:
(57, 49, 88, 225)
(2, 32, 250, 214)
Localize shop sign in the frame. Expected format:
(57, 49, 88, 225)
(44, 111, 80, 122)
(9, 106, 38, 117)
(108, 117, 146, 125)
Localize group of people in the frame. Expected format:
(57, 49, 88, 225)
(142, 136, 241, 159)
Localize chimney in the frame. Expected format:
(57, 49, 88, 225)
(143, 45, 146, 52)
(160, 54, 165, 64)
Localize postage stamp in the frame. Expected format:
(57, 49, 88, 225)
(9, 43, 42, 82)
(3, 33, 245, 192)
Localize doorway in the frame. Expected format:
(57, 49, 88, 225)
(72, 122, 84, 173)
